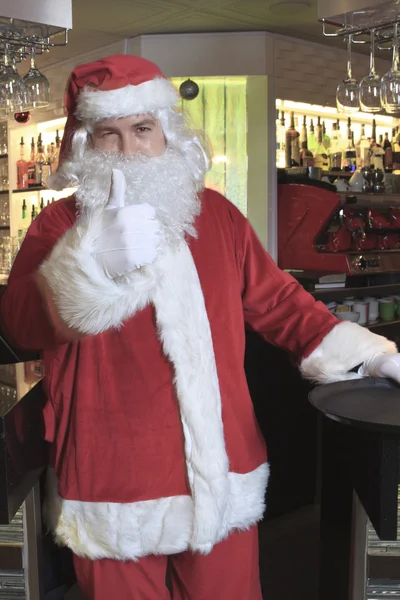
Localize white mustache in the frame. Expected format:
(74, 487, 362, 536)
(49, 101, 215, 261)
(75, 148, 202, 243)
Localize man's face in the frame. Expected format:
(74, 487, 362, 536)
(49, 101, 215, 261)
(91, 114, 166, 157)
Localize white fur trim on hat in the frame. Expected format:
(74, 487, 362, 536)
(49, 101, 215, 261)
(300, 321, 397, 384)
(75, 78, 179, 121)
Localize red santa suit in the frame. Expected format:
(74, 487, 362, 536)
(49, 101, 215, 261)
(1, 56, 396, 599)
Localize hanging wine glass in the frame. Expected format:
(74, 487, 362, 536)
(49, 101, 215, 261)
(10, 56, 31, 112)
(336, 35, 360, 114)
(0, 44, 25, 116)
(381, 22, 400, 114)
(359, 29, 382, 113)
(22, 46, 50, 109)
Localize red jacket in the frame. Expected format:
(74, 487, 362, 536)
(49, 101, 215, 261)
(2, 188, 389, 561)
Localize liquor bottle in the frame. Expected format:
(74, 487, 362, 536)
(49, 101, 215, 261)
(315, 116, 322, 141)
(16, 137, 28, 189)
(308, 119, 317, 154)
(396, 125, 400, 146)
(346, 117, 352, 142)
(300, 115, 307, 146)
(53, 130, 61, 171)
(343, 132, 357, 172)
(392, 128, 400, 170)
(48, 142, 56, 174)
(285, 112, 300, 168)
(42, 151, 52, 186)
(372, 143, 385, 172)
(46, 199, 50, 207)
(371, 119, 377, 146)
(356, 125, 364, 168)
(276, 111, 286, 168)
(322, 121, 331, 151)
(295, 116, 301, 153)
(378, 134, 384, 147)
(21, 199, 27, 220)
(336, 119, 343, 146)
(329, 123, 342, 169)
(383, 132, 393, 171)
(35, 135, 45, 186)
(27, 137, 36, 187)
(31, 204, 36, 223)
(39, 197, 44, 212)
(299, 117, 314, 167)
(392, 128, 399, 150)
(313, 124, 329, 170)
(356, 124, 370, 169)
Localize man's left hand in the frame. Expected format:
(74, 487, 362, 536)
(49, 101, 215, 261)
(360, 353, 400, 384)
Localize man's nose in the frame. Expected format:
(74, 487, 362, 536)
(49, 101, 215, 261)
(121, 135, 139, 157)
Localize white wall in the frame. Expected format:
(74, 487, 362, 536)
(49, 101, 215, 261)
(129, 32, 274, 77)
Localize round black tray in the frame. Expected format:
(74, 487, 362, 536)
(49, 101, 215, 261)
(309, 378, 400, 432)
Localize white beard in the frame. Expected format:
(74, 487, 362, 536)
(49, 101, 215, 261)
(75, 148, 203, 244)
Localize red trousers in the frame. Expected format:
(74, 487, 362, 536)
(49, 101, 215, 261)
(73, 527, 262, 600)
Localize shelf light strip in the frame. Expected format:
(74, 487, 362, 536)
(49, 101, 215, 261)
(276, 99, 396, 125)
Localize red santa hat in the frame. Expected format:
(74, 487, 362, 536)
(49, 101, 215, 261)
(54, 54, 179, 183)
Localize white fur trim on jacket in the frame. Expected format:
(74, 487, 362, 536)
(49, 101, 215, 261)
(75, 78, 179, 121)
(153, 241, 229, 552)
(43, 464, 269, 560)
(300, 321, 397, 384)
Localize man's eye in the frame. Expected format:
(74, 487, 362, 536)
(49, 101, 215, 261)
(137, 127, 151, 133)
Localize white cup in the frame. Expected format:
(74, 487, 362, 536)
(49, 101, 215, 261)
(349, 171, 364, 192)
(335, 179, 349, 192)
(353, 301, 369, 325)
(343, 300, 354, 310)
(366, 299, 379, 323)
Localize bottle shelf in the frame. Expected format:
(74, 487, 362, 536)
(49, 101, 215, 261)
(0, 226, 10, 231)
(12, 187, 46, 194)
(0, 154, 8, 160)
(310, 282, 400, 303)
(0, 190, 8, 195)
(324, 170, 355, 178)
(369, 318, 400, 329)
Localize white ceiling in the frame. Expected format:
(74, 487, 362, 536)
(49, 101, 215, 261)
(35, 0, 392, 71)
(36, 0, 335, 69)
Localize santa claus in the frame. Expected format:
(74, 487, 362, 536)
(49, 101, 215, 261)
(1, 54, 400, 599)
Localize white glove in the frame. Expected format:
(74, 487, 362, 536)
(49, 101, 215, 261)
(360, 353, 400, 384)
(93, 169, 160, 279)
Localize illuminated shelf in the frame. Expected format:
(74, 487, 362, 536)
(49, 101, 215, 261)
(12, 187, 46, 194)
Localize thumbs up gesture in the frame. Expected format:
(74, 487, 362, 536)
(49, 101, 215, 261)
(92, 169, 160, 279)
